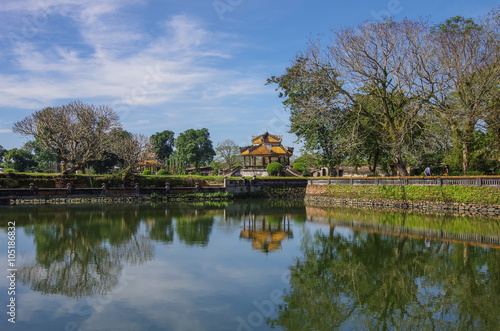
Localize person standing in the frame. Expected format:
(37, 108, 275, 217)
(443, 164, 449, 176)
(424, 166, 431, 176)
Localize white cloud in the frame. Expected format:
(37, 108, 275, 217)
(0, 2, 264, 115)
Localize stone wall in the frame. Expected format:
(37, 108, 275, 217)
(305, 185, 500, 217)
(224, 178, 307, 198)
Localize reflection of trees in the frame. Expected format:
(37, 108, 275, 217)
(18, 206, 154, 298)
(176, 215, 214, 246)
(271, 228, 500, 330)
(149, 218, 174, 243)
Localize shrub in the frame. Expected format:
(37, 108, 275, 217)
(157, 169, 167, 176)
(293, 161, 306, 175)
(142, 169, 151, 175)
(266, 162, 283, 176)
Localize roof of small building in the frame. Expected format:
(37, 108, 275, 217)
(240, 132, 293, 157)
(136, 153, 163, 166)
(251, 132, 282, 144)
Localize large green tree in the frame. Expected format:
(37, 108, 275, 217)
(269, 19, 438, 176)
(2, 148, 37, 172)
(23, 140, 58, 172)
(175, 128, 215, 171)
(267, 56, 351, 174)
(150, 130, 175, 162)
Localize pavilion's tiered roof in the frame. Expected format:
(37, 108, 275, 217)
(240, 132, 293, 157)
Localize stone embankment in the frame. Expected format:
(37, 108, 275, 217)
(305, 195, 500, 217)
(305, 183, 500, 217)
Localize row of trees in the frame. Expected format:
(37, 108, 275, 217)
(1, 100, 256, 176)
(267, 10, 500, 176)
(4, 101, 225, 175)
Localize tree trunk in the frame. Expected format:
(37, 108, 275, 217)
(393, 149, 408, 176)
(462, 140, 469, 174)
(369, 150, 380, 175)
(462, 120, 475, 174)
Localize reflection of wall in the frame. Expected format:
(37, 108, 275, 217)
(305, 206, 500, 249)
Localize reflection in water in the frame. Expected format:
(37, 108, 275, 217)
(18, 206, 154, 298)
(240, 215, 293, 253)
(270, 223, 500, 330)
(1, 201, 499, 330)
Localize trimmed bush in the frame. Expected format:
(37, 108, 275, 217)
(142, 169, 151, 175)
(157, 169, 167, 176)
(293, 161, 306, 175)
(266, 162, 283, 176)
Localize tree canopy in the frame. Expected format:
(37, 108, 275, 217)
(150, 130, 175, 161)
(175, 128, 215, 171)
(12, 101, 122, 175)
(215, 139, 242, 169)
(2, 148, 37, 172)
(268, 9, 500, 175)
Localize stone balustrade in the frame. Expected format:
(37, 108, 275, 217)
(308, 176, 500, 187)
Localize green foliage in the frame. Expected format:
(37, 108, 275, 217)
(150, 130, 175, 161)
(431, 16, 481, 34)
(23, 140, 58, 172)
(166, 151, 186, 175)
(142, 169, 151, 176)
(175, 128, 215, 171)
(157, 169, 167, 176)
(178, 191, 234, 198)
(2, 148, 37, 172)
(293, 161, 307, 175)
(266, 162, 283, 176)
(87, 151, 120, 174)
(326, 184, 500, 205)
(267, 58, 347, 171)
(209, 161, 222, 176)
(267, 13, 500, 176)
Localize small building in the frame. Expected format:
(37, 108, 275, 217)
(136, 153, 163, 174)
(240, 132, 293, 167)
(239, 132, 294, 177)
(185, 166, 213, 176)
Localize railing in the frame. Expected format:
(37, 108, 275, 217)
(308, 176, 500, 187)
(0, 186, 205, 198)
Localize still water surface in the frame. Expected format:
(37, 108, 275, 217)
(1, 201, 499, 330)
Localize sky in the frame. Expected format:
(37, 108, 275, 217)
(0, 0, 498, 152)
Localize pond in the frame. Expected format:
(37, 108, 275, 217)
(1, 201, 499, 330)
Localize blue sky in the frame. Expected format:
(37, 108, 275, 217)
(0, 0, 498, 151)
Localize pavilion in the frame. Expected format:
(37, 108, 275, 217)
(239, 132, 294, 167)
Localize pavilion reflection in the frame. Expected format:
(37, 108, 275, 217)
(240, 214, 293, 253)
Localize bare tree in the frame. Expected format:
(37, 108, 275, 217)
(431, 15, 500, 173)
(325, 19, 439, 176)
(215, 139, 242, 169)
(12, 101, 121, 174)
(111, 130, 150, 169)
